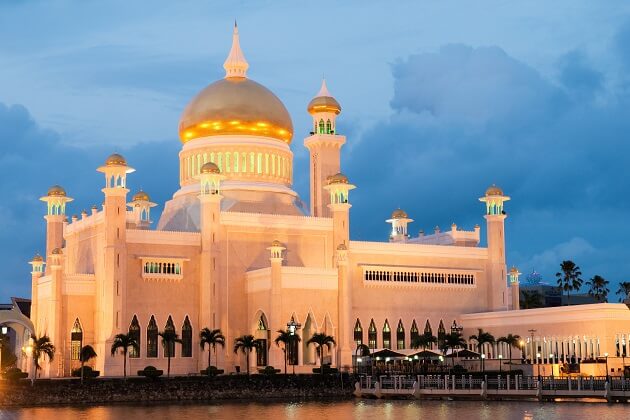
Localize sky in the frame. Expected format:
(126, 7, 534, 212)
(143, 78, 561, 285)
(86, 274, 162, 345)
(1, 0, 630, 301)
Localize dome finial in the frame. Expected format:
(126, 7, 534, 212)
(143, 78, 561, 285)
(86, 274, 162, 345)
(317, 78, 331, 97)
(223, 22, 249, 79)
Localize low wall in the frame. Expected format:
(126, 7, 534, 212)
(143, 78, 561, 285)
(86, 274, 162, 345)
(0, 374, 354, 407)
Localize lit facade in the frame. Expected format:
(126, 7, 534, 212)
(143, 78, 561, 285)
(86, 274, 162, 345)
(29, 25, 630, 377)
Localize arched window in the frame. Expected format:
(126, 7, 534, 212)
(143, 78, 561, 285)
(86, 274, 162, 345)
(410, 320, 419, 346)
(164, 316, 176, 358)
(368, 319, 377, 350)
(181, 316, 192, 357)
(382, 319, 391, 349)
(438, 320, 446, 350)
(318, 119, 325, 134)
(396, 320, 405, 350)
(424, 320, 432, 335)
(256, 314, 268, 366)
(354, 319, 363, 347)
(147, 315, 158, 358)
(70, 318, 82, 361)
(326, 119, 332, 134)
(129, 315, 141, 358)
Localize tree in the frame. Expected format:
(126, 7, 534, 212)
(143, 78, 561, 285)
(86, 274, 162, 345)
(199, 328, 225, 370)
(617, 281, 630, 302)
(586, 275, 609, 303)
(469, 328, 495, 372)
(411, 332, 437, 351)
(497, 334, 521, 371)
(110, 333, 139, 379)
(555, 260, 583, 305)
(31, 334, 55, 380)
(79, 344, 97, 384)
(520, 290, 544, 309)
(158, 330, 182, 378)
(442, 332, 467, 367)
(233, 334, 259, 375)
(274, 329, 301, 375)
(306, 332, 336, 374)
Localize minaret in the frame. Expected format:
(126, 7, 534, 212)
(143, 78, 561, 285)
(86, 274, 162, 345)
(48, 248, 64, 377)
(39, 185, 73, 274)
(386, 209, 413, 242)
(197, 162, 225, 370)
(127, 190, 157, 229)
(305, 79, 345, 217)
(479, 184, 510, 311)
(223, 22, 249, 78)
(267, 240, 285, 369)
(324, 173, 355, 368)
(509, 266, 521, 310)
(28, 254, 45, 333)
(96, 153, 134, 373)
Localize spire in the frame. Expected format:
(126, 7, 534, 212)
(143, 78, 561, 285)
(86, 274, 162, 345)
(223, 21, 249, 78)
(316, 78, 332, 97)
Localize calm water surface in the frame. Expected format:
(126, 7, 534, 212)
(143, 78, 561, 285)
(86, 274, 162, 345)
(0, 400, 627, 420)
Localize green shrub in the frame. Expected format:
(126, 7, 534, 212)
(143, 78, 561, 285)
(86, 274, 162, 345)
(2, 367, 27, 381)
(200, 366, 224, 376)
(71, 366, 100, 379)
(258, 366, 280, 375)
(138, 365, 163, 379)
(452, 365, 467, 374)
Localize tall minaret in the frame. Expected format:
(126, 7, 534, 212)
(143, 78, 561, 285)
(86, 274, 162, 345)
(96, 153, 134, 373)
(305, 80, 345, 217)
(509, 266, 521, 310)
(48, 248, 64, 377)
(197, 162, 225, 370)
(479, 184, 510, 311)
(39, 185, 73, 274)
(28, 254, 45, 334)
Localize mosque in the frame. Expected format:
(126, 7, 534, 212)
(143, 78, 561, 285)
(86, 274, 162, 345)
(27, 24, 630, 377)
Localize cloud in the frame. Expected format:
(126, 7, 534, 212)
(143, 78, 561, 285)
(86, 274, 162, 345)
(520, 237, 595, 274)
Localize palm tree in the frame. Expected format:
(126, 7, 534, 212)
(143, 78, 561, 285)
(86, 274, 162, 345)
(497, 334, 521, 371)
(158, 330, 182, 378)
(110, 333, 139, 379)
(555, 260, 583, 305)
(443, 332, 467, 367)
(355, 343, 371, 374)
(31, 334, 55, 381)
(469, 328, 495, 372)
(306, 333, 336, 374)
(79, 344, 97, 384)
(586, 275, 609, 302)
(411, 332, 437, 351)
(274, 330, 298, 374)
(520, 290, 544, 309)
(617, 281, 630, 303)
(199, 328, 225, 370)
(233, 334, 259, 375)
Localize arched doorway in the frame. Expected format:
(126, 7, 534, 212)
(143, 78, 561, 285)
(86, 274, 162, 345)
(252, 311, 269, 367)
(302, 313, 317, 365)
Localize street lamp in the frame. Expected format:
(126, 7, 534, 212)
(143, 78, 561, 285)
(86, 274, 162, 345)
(536, 353, 541, 378)
(549, 353, 554, 376)
(287, 320, 301, 375)
(23, 344, 34, 386)
(498, 354, 503, 373)
(604, 352, 609, 381)
(481, 353, 486, 373)
(519, 340, 525, 361)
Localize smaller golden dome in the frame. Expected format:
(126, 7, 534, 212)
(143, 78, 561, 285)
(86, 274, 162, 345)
(201, 162, 221, 174)
(271, 240, 283, 247)
(52, 248, 63, 255)
(337, 243, 347, 251)
(327, 172, 348, 185)
(485, 184, 504, 196)
(133, 190, 151, 202)
(509, 266, 519, 275)
(105, 153, 127, 166)
(391, 209, 408, 219)
(307, 96, 341, 115)
(47, 185, 67, 197)
(32, 254, 43, 262)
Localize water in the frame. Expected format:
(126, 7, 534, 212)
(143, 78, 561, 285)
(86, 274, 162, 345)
(0, 399, 626, 420)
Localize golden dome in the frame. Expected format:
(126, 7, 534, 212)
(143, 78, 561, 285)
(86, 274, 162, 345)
(32, 254, 43, 262)
(133, 190, 151, 202)
(336, 243, 347, 251)
(47, 185, 66, 197)
(271, 240, 283, 247)
(327, 172, 348, 185)
(509, 266, 519, 275)
(179, 78, 293, 144)
(200, 162, 221, 174)
(52, 248, 63, 255)
(105, 153, 127, 166)
(485, 184, 504, 196)
(307, 96, 341, 115)
(391, 209, 408, 219)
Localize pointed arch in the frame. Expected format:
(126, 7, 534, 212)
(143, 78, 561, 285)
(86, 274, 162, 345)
(70, 318, 83, 360)
(326, 119, 332, 134)
(318, 119, 325, 134)
(354, 319, 363, 347)
(396, 319, 405, 350)
(147, 315, 158, 358)
(164, 315, 176, 358)
(302, 312, 317, 364)
(368, 319, 377, 349)
(438, 319, 446, 349)
(252, 310, 269, 367)
(129, 315, 141, 358)
(181, 316, 192, 357)
(424, 320, 432, 335)
(382, 319, 392, 349)
(410, 319, 419, 347)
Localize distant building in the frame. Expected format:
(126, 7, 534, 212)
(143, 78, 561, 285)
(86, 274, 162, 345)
(520, 270, 598, 307)
(0, 297, 33, 372)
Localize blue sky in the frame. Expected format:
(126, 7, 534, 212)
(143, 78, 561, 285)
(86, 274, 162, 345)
(1, 0, 630, 300)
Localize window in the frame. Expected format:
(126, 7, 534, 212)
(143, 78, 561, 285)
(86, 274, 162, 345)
(410, 320, 419, 347)
(147, 315, 158, 358)
(362, 266, 476, 286)
(181, 316, 192, 357)
(396, 320, 405, 350)
(164, 316, 176, 358)
(326, 119, 332, 134)
(70, 318, 82, 361)
(318, 119, 325, 134)
(438, 320, 446, 350)
(383, 319, 391, 349)
(354, 319, 363, 347)
(141, 258, 184, 279)
(368, 319, 377, 350)
(129, 315, 140, 358)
